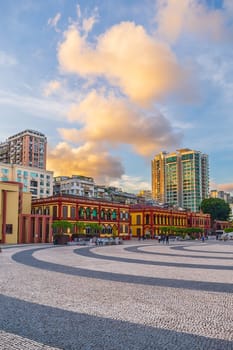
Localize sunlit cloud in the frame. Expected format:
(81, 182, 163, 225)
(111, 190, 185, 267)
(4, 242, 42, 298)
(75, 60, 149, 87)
(210, 179, 233, 194)
(43, 80, 62, 97)
(58, 21, 190, 105)
(47, 141, 124, 181)
(155, 0, 229, 44)
(58, 90, 182, 157)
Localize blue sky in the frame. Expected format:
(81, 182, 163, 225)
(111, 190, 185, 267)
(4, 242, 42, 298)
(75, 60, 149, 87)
(1, 0, 233, 193)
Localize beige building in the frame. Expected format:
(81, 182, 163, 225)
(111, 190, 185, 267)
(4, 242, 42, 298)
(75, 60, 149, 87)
(0, 181, 52, 244)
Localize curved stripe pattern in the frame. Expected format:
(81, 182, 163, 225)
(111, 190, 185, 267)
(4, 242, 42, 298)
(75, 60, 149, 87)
(12, 246, 233, 293)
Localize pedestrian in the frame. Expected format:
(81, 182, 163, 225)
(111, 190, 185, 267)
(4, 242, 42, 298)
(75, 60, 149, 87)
(201, 235, 205, 243)
(166, 235, 169, 244)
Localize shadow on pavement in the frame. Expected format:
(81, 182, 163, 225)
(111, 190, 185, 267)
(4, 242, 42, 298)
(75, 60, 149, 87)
(0, 294, 232, 350)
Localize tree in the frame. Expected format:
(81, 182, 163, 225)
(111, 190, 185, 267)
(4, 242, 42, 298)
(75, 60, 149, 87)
(200, 198, 231, 221)
(74, 222, 86, 235)
(52, 220, 73, 235)
(86, 223, 102, 237)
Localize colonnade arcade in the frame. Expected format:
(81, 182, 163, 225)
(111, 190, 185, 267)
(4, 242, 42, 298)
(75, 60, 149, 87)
(145, 213, 187, 227)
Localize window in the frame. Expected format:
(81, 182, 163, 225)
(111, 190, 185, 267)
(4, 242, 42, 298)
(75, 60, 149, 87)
(62, 206, 68, 219)
(52, 206, 57, 219)
(71, 207, 76, 219)
(92, 208, 98, 219)
(30, 180, 38, 187)
(136, 215, 141, 225)
(6, 224, 13, 234)
(79, 207, 84, 218)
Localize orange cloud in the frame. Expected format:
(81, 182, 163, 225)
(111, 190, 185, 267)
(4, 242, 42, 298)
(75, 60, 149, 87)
(58, 21, 188, 105)
(44, 80, 61, 97)
(156, 0, 227, 43)
(217, 183, 233, 193)
(47, 141, 124, 181)
(58, 90, 182, 157)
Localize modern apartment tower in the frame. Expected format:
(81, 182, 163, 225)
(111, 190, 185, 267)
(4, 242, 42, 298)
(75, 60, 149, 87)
(151, 149, 209, 212)
(0, 129, 47, 169)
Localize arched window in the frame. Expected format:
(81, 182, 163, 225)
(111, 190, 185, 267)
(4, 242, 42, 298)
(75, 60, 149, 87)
(86, 207, 91, 219)
(145, 214, 150, 225)
(112, 210, 117, 220)
(107, 210, 112, 220)
(92, 208, 98, 219)
(79, 207, 84, 218)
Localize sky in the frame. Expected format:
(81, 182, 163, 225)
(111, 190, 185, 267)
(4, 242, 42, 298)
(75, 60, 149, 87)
(1, 0, 233, 193)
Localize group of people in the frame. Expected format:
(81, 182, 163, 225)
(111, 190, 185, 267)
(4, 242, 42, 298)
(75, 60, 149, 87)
(158, 235, 169, 244)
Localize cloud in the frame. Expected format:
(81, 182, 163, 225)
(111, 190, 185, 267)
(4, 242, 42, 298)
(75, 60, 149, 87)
(0, 51, 17, 66)
(0, 89, 67, 121)
(58, 90, 182, 157)
(214, 183, 233, 194)
(48, 13, 61, 32)
(58, 21, 189, 105)
(109, 175, 151, 193)
(47, 141, 124, 181)
(82, 8, 98, 35)
(155, 0, 229, 44)
(43, 80, 62, 96)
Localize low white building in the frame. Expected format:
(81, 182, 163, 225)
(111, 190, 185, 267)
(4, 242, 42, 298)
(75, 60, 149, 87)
(0, 162, 53, 199)
(53, 175, 95, 197)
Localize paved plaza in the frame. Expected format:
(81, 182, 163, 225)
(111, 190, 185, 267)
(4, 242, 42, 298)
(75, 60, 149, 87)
(0, 240, 232, 349)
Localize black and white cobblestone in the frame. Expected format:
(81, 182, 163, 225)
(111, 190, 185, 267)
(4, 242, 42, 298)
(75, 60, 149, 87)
(0, 241, 232, 349)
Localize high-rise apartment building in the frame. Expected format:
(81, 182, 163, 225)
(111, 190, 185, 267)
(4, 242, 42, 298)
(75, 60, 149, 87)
(151, 149, 209, 212)
(0, 129, 47, 169)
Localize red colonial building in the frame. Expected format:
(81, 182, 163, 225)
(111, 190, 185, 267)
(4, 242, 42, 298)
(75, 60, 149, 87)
(130, 204, 211, 238)
(32, 195, 130, 238)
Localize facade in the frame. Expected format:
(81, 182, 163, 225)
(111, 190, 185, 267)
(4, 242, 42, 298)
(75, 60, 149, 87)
(152, 149, 209, 212)
(0, 162, 53, 199)
(151, 151, 167, 203)
(53, 175, 139, 204)
(130, 204, 211, 238)
(0, 181, 52, 244)
(32, 195, 130, 237)
(210, 190, 232, 203)
(0, 129, 47, 169)
(53, 175, 95, 197)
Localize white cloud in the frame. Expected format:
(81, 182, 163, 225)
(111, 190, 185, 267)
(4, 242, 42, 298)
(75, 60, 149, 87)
(0, 51, 17, 66)
(0, 89, 67, 121)
(48, 13, 61, 32)
(109, 175, 151, 193)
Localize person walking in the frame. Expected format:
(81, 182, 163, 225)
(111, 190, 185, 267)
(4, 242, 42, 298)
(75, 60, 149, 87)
(166, 235, 169, 245)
